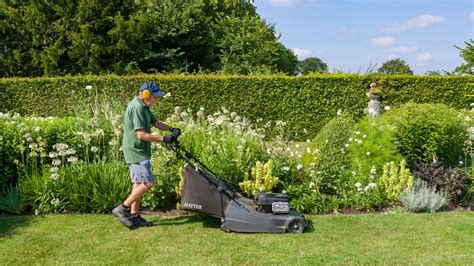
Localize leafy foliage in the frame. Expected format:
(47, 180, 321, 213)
(380, 160, 414, 201)
(239, 160, 279, 196)
(379, 103, 469, 168)
(298, 57, 329, 75)
(412, 162, 470, 205)
(302, 112, 355, 195)
(21, 161, 131, 214)
(454, 39, 474, 75)
(0, 184, 23, 214)
(377, 59, 413, 75)
(0, 1, 297, 76)
(400, 179, 446, 213)
(3, 74, 471, 141)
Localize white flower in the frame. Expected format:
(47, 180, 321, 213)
(337, 109, 342, 116)
(0, 112, 4, 118)
(295, 144, 300, 148)
(459, 161, 464, 166)
(345, 144, 349, 148)
(306, 139, 311, 143)
(366, 152, 371, 156)
(309, 181, 315, 188)
(355, 182, 362, 188)
(384, 106, 391, 111)
(355, 131, 360, 135)
(49, 152, 57, 158)
(34, 126, 40, 131)
(91, 146, 98, 152)
(85, 85, 92, 90)
(50, 167, 59, 173)
(349, 137, 353, 142)
(109, 140, 117, 146)
(65, 149, 76, 155)
(368, 182, 377, 188)
(52, 159, 61, 166)
(67, 157, 78, 163)
(282, 166, 290, 171)
(306, 147, 311, 153)
(50, 173, 60, 180)
(370, 166, 377, 175)
(51, 198, 60, 206)
(357, 140, 362, 144)
(164, 92, 172, 98)
(312, 149, 319, 154)
(297, 164, 303, 170)
(363, 134, 367, 139)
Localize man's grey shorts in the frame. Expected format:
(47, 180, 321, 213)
(129, 159, 155, 184)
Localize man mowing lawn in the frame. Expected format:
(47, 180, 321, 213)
(112, 81, 180, 229)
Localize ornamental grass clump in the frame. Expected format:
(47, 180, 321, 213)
(400, 179, 446, 213)
(0, 184, 23, 214)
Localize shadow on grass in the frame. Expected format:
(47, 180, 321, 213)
(152, 214, 219, 228)
(153, 214, 315, 233)
(304, 218, 315, 233)
(0, 214, 34, 238)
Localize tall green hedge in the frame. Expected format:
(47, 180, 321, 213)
(0, 74, 472, 140)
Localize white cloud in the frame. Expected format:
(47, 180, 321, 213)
(388, 46, 418, 53)
(270, 0, 297, 7)
(292, 48, 312, 59)
(416, 52, 433, 62)
(372, 36, 396, 47)
(470, 11, 474, 21)
(383, 15, 446, 33)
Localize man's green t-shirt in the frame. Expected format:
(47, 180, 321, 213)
(122, 96, 157, 164)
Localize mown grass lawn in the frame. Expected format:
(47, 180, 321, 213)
(0, 211, 472, 265)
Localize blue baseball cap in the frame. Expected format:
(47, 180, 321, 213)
(139, 81, 165, 97)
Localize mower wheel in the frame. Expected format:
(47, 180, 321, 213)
(287, 219, 305, 233)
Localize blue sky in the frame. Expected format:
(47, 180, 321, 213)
(254, 0, 474, 74)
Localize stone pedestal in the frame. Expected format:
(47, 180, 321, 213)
(367, 83, 381, 118)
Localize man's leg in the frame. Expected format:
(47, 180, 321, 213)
(125, 182, 154, 214)
(113, 160, 155, 229)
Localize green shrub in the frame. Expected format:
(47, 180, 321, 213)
(412, 162, 470, 205)
(400, 179, 446, 213)
(302, 112, 355, 195)
(380, 103, 469, 167)
(21, 161, 131, 214)
(344, 117, 402, 209)
(2, 74, 471, 141)
(284, 183, 339, 214)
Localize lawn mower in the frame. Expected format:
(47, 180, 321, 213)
(167, 134, 306, 233)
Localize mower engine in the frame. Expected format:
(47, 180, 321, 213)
(254, 193, 290, 214)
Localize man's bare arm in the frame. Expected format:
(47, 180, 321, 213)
(153, 121, 172, 131)
(136, 129, 165, 142)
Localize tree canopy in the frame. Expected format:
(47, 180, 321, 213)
(454, 39, 474, 75)
(0, 0, 298, 77)
(377, 59, 413, 75)
(297, 57, 328, 75)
